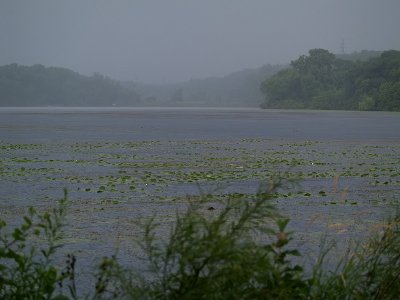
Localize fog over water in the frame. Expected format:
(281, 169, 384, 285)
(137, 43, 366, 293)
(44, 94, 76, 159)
(1, 108, 399, 142)
(1, 0, 400, 83)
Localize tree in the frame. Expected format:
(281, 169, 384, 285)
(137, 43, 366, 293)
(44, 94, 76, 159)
(261, 49, 339, 109)
(0, 64, 142, 106)
(261, 49, 400, 112)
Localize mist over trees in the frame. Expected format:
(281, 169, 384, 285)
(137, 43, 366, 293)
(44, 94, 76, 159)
(1, 50, 399, 111)
(0, 64, 141, 106)
(261, 49, 400, 111)
(0, 63, 283, 107)
(131, 64, 284, 107)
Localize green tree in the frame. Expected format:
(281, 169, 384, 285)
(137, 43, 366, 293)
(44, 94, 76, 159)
(0, 64, 141, 107)
(261, 68, 303, 108)
(261, 49, 400, 111)
(375, 81, 400, 111)
(358, 95, 376, 111)
(262, 49, 339, 109)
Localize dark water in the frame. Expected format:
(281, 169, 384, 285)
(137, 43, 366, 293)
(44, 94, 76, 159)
(1, 107, 399, 142)
(1, 107, 399, 295)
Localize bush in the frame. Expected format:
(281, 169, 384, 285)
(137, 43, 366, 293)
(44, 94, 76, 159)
(0, 189, 72, 300)
(358, 95, 376, 111)
(309, 212, 400, 299)
(1, 183, 399, 299)
(94, 180, 308, 299)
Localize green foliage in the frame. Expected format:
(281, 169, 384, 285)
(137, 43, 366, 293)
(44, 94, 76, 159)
(310, 89, 344, 110)
(358, 95, 376, 111)
(92, 181, 400, 300)
(375, 81, 400, 111)
(0, 190, 70, 300)
(95, 180, 309, 299)
(261, 68, 304, 107)
(0, 64, 141, 106)
(1, 186, 400, 299)
(309, 213, 400, 299)
(0, 63, 284, 107)
(261, 49, 400, 111)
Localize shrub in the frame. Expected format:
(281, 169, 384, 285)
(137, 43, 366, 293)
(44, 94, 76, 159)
(94, 180, 308, 299)
(1, 184, 399, 299)
(0, 190, 71, 300)
(93, 180, 400, 299)
(309, 212, 400, 299)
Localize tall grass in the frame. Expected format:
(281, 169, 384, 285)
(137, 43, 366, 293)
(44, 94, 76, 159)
(1, 183, 399, 299)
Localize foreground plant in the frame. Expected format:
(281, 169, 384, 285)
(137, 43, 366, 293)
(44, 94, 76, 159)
(95, 180, 309, 299)
(0, 190, 70, 300)
(96, 180, 400, 300)
(1, 184, 399, 299)
(309, 212, 400, 299)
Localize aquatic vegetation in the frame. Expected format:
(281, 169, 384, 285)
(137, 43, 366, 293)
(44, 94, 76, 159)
(1, 138, 399, 278)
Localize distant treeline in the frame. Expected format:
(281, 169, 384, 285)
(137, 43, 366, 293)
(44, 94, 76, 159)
(132, 64, 284, 107)
(0, 64, 141, 106)
(261, 49, 400, 111)
(2, 50, 399, 110)
(0, 63, 283, 107)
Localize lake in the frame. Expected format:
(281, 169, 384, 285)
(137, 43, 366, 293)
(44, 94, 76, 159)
(1, 107, 400, 142)
(1, 107, 399, 292)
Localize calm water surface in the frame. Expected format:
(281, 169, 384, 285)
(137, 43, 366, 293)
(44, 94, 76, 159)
(1, 107, 399, 142)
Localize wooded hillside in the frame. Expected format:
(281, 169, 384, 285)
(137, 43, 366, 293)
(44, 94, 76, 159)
(0, 64, 141, 106)
(261, 49, 400, 111)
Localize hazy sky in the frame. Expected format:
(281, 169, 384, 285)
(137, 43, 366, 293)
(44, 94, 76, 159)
(1, 0, 400, 83)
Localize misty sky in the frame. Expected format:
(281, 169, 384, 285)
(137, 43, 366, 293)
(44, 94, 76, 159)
(1, 0, 400, 84)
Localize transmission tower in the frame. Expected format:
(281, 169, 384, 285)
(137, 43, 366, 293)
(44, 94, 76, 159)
(340, 39, 345, 54)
